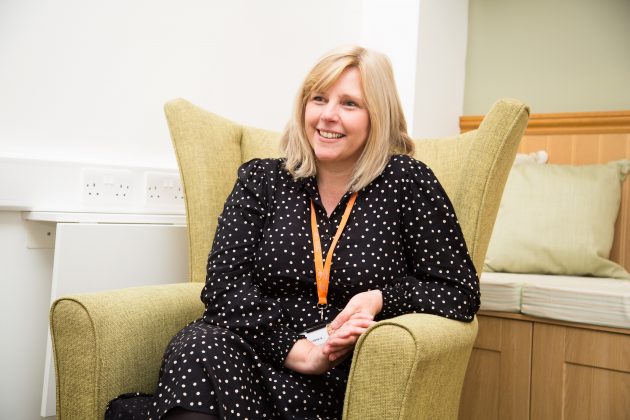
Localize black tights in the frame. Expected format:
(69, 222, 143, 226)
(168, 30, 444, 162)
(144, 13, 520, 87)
(162, 407, 218, 420)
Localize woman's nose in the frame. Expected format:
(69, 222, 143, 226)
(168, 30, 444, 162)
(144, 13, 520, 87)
(320, 102, 339, 122)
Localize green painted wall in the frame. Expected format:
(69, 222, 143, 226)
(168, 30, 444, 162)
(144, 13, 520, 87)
(464, 0, 630, 115)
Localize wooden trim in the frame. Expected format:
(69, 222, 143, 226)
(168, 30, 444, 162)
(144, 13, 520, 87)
(478, 310, 630, 336)
(460, 110, 630, 135)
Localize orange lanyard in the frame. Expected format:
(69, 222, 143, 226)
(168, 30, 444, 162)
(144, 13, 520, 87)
(310, 191, 358, 320)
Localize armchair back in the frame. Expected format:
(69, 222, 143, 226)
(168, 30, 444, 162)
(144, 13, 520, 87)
(164, 98, 529, 282)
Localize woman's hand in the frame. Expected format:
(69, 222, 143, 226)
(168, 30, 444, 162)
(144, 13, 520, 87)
(284, 339, 351, 375)
(330, 290, 383, 331)
(322, 312, 375, 361)
(285, 291, 383, 371)
(320, 290, 383, 361)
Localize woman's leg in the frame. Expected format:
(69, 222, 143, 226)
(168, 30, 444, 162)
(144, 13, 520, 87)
(162, 407, 218, 420)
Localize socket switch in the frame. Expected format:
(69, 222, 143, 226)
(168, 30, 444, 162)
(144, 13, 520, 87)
(145, 171, 184, 208)
(82, 168, 134, 207)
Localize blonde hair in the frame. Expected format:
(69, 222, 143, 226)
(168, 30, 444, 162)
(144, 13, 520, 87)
(281, 45, 415, 192)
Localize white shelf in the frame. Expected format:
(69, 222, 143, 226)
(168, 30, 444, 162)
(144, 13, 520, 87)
(23, 211, 186, 225)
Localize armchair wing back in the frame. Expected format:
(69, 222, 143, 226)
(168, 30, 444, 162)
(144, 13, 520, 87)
(164, 98, 529, 281)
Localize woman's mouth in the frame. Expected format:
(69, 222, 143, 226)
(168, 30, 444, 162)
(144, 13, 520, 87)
(317, 129, 345, 139)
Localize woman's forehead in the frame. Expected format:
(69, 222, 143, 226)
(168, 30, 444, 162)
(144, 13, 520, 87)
(310, 67, 363, 95)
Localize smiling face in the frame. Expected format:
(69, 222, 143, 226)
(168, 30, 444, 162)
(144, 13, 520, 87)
(304, 67, 370, 172)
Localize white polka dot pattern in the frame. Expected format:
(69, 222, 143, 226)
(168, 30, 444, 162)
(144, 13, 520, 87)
(106, 154, 480, 419)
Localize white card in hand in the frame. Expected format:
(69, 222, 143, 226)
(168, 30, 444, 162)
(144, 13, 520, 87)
(303, 325, 330, 345)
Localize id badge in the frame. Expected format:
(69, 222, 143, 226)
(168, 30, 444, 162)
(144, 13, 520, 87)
(301, 323, 331, 345)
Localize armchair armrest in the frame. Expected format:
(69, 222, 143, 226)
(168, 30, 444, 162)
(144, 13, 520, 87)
(50, 282, 204, 420)
(343, 314, 478, 420)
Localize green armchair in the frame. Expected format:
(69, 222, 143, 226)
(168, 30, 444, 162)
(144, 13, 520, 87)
(50, 98, 529, 419)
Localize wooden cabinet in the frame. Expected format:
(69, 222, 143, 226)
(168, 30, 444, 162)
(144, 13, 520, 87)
(459, 315, 532, 420)
(459, 311, 630, 420)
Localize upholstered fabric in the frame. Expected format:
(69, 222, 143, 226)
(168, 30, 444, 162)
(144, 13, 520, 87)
(50, 283, 204, 420)
(50, 98, 529, 419)
(344, 315, 479, 419)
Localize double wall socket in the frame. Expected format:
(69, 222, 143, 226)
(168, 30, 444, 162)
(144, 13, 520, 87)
(82, 168, 134, 207)
(79, 166, 184, 212)
(145, 171, 184, 208)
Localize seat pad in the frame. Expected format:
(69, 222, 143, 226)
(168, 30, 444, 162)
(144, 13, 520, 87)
(479, 272, 526, 312)
(480, 272, 630, 329)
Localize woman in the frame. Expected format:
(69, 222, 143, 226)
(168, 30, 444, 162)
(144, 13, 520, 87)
(107, 45, 480, 420)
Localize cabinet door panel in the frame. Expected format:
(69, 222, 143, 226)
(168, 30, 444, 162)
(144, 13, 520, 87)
(532, 323, 630, 420)
(459, 315, 532, 420)
(459, 349, 501, 419)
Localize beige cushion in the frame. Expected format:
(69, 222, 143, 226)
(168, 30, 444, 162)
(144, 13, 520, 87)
(485, 160, 630, 279)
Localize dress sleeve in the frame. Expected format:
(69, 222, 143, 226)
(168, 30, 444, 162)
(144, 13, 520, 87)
(201, 159, 300, 367)
(379, 159, 481, 322)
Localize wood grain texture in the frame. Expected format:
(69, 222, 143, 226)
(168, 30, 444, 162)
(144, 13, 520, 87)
(461, 110, 630, 134)
(531, 323, 630, 420)
(462, 312, 630, 420)
(531, 323, 566, 419)
(563, 365, 630, 420)
(459, 315, 531, 420)
(472, 315, 502, 351)
(565, 328, 630, 372)
(478, 310, 630, 334)
(459, 349, 501, 420)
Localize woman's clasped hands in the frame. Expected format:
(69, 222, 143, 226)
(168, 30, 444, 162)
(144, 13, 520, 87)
(323, 289, 383, 361)
(285, 290, 382, 375)
(322, 312, 375, 361)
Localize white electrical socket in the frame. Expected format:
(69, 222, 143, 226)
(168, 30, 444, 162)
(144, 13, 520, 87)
(82, 168, 134, 207)
(145, 171, 184, 208)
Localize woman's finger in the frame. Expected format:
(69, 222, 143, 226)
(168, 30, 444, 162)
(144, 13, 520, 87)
(334, 318, 375, 333)
(324, 326, 370, 353)
(330, 306, 355, 331)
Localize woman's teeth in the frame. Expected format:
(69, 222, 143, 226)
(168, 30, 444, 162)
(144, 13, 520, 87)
(319, 130, 344, 139)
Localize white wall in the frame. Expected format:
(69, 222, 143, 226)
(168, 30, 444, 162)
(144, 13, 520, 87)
(414, 0, 469, 138)
(0, 0, 362, 168)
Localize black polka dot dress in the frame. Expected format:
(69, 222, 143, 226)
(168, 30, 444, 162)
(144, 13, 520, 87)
(106, 154, 480, 419)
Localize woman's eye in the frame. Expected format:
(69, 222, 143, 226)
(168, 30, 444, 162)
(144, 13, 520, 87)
(344, 100, 357, 107)
(312, 95, 326, 103)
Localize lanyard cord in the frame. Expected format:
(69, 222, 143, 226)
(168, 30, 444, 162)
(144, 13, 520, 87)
(310, 191, 358, 318)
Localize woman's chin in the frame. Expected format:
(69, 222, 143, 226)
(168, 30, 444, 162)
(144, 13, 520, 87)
(315, 153, 342, 164)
